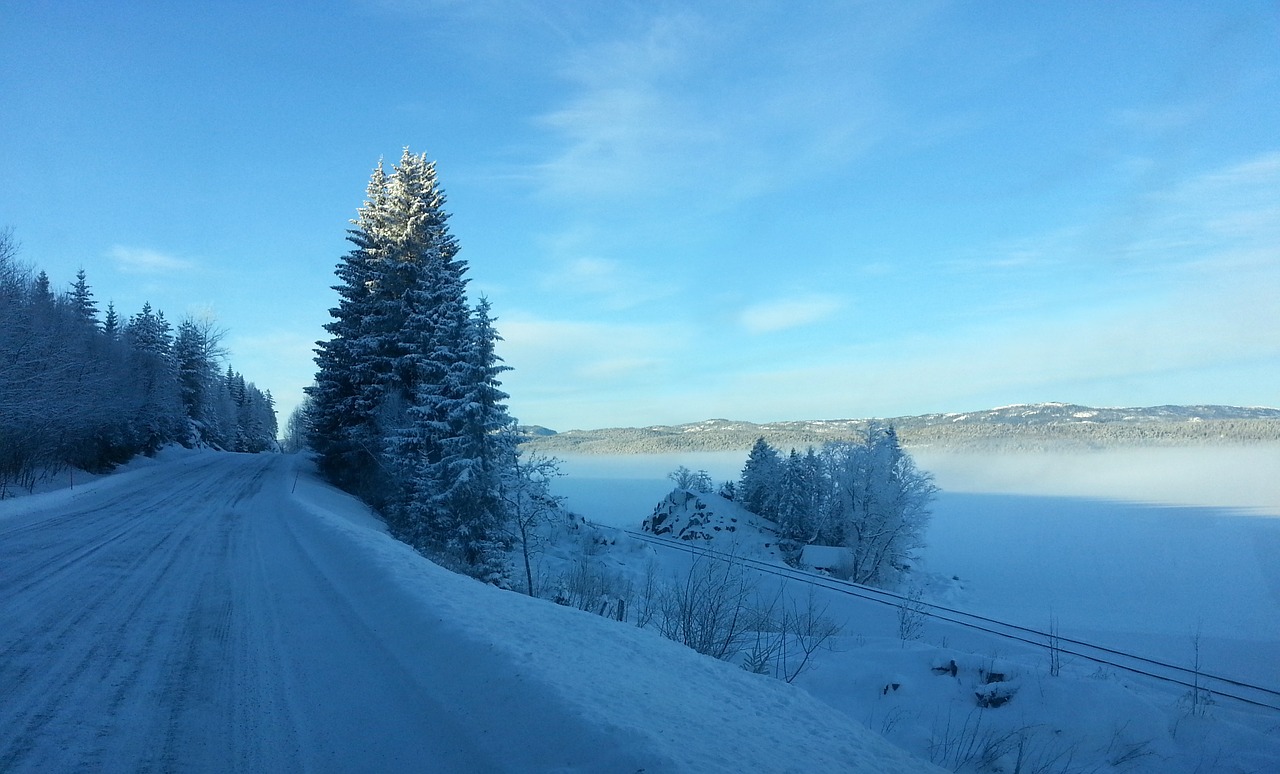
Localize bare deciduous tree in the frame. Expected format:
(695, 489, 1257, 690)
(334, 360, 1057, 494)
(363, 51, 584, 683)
(501, 450, 566, 596)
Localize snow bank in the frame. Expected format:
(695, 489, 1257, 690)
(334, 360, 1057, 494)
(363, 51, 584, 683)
(287, 460, 942, 772)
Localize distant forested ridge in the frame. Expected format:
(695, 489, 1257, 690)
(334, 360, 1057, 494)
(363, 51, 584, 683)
(519, 404, 1280, 454)
(0, 228, 278, 494)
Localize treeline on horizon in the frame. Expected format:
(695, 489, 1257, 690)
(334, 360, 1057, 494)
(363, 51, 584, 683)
(0, 228, 278, 495)
(521, 417, 1280, 455)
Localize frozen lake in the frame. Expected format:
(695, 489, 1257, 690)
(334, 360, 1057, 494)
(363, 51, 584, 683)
(549, 444, 1280, 687)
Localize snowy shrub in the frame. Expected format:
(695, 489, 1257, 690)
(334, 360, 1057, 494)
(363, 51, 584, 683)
(554, 559, 633, 618)
(1103, 725, 1157, 769)
(741, 641, 774, 675)
(718, 480, 736, 500)
(654, 554, 840, 681)
(1046, 614, 1062, 677)
(1182, 626, 1214, 718)
(742, 586, 842, 683)
(656, 552, 759, 660)
(928, 709, 1012, 771)
(633, 560, 661, 628)
(897, 587, 928, 644)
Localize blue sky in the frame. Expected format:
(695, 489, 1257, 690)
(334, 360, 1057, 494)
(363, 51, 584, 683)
(2, 1, 1278, 431)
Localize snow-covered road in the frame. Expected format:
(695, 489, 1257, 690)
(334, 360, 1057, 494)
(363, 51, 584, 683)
(1, 453, 482, 771)
(0, 451, 941, 773)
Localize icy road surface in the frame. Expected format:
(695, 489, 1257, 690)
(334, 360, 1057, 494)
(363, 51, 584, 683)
(0, 452, 939, 773)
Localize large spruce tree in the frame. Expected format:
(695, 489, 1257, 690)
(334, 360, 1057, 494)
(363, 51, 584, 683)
(308, 149, 515, 580)
(308, 162, 394, 499)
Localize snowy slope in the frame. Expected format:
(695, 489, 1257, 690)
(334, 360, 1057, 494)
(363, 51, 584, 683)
(551, 453, 1280, 774)
(0, 450, 942, 773)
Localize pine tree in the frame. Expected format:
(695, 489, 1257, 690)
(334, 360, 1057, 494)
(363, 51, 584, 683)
(309, 149, 521, 582)
(68, 269, 99, 331)
(102, 302, 120, 340)
(125, 303, 182, 453)
(432, 298, 514, 580)
(174, 320, 214, 443)
(776, 447, 822, 543)
(380, 150, 476, 552)
(740, 437, 783, 520)
(0, 237, 275, 491)
(31, 271, 53, 305)
(308, 160, 396, 500)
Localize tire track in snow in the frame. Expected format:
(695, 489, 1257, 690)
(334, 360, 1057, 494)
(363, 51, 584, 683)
(0, 454, 278, 772)
(0, 453, 498, 773)
(255, 484, 501, 772)
(0, 454, 231, 601)
(0, 485, 223, 766)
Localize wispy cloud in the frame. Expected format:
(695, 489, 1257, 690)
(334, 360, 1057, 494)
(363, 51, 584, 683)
(497, 312, 689, 427)
(531, 7, 916, 202)
(535, 14, 721, 199)
(109, 246, 197, 275)
(739, 295, 843, 334)
(1113, 103, 1208, 135)
(540, 255, 674, 310)
(497, 313, 685, 388)
(723, 271, 1280, 420)
(949, 150, 1280, 284)
(1112, 151, 1280, 270)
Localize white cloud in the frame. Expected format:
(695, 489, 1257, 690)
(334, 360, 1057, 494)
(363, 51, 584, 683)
(947, 150, 1280, 289)
(1124, 151, 1280, 267)
(492, 311, 705, 428)
(738, 295, 843, 334)
(109, 246, 197, 275)
(576, 356, 666, 381)
(509, 151, 1280, 427)
(502, 261, 1280, 427)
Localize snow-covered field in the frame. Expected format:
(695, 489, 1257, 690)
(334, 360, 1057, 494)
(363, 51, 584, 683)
(550, 445, 1280, 773)
(0, 449, 940, 773)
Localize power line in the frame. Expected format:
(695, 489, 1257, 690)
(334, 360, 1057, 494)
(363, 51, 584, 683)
(606, 523, 1280, 713)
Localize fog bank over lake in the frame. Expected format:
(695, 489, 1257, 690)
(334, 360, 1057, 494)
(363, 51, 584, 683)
(550, 444, 1280, 685)
(552, 444, 1280, 521)
(913, 444, 1280, 515)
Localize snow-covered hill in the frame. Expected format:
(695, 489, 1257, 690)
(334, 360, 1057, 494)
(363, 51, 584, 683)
(521, 403, 1280, 453)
